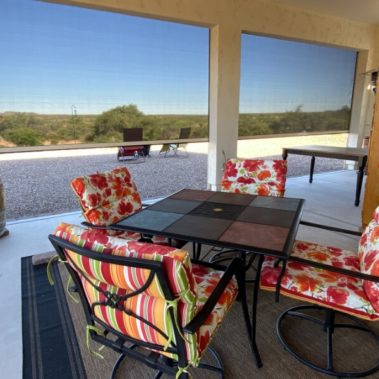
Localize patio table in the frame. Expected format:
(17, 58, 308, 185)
(112, 188, 305, 368)
(282, 145, 368, 206)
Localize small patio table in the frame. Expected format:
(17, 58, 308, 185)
(282, 145, 368, 206)
(112, 188, 305, 368)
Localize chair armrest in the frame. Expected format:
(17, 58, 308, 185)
(183, 258, 242, 334)
(300, 220, 361, 236)
(290, 255, 379, 283)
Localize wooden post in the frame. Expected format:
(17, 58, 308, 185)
(362, 84, 379, 226)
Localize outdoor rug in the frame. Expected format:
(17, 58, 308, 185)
(22, 256, 86, 379)
(22, 256, 379, 379)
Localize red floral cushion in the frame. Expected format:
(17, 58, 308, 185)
(358, 206, 379, 312)
(192, 263, 238, 356)
(260, 240, 379, 321)
(71, 167, 142, 226)
(71, 167, 172, 245)
(221, 159, 287, 197)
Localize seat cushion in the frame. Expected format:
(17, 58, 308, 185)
(358, 206, 379, 312)
(71, 167, 142, 226)
(221, 159, 287, 197)
(191, 263, 239, 357)
(260, 240, 379, 321)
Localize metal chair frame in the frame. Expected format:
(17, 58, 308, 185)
(160, 128, 191, 158)
(276, 305, 379, 378)
(271, 222, 379, 378)
(49, 234, 246, 378)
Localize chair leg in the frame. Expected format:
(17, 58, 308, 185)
(192, 242, 202, 261)
(325, 309, 335, 371)
(276, 304, 379, 378)
(110, 353, 127, 379)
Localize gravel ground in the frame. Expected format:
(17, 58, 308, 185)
(0, 151, 344, 221)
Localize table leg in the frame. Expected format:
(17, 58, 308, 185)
(355, 156, 367, 207)
(251, 254, 264, 368)
(238, 253, 263, 368)
(282, 149, 288, 160)
(309, 156, 315, 183)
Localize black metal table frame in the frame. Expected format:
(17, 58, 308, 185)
(110, 191, 305, 369)
(282, 146, 367, 206)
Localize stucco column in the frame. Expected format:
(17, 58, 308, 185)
(347, 51, 369, 149)
(207, 23, 241, 190)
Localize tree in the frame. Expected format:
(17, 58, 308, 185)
(88, 104, 146, 142)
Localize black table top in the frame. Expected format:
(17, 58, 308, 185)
(113, 189, 305, 258)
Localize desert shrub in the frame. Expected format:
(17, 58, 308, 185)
(4, 127, 42, 146)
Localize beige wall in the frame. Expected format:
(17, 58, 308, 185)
(46, 0, 377, 50)
(45, 0, 379, 186)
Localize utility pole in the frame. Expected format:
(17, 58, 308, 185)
(71, 105, 77, 143)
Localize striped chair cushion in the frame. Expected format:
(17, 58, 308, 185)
(54, 223, 196, 298)
(221, 159, 287, 197)
(261, 240, 379, 321)
(54, 223, 238, 364)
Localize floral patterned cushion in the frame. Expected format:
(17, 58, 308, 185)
(71, 167, 142, 226)
(87, 228, 141, 241)
(358, 206, 379, 312)
(221, 159, 287, 197)
(53, 223, 237, 365)
(192, 263, 239, 356)
(260, 240, 379, 321)
(71, 167, 172, 245)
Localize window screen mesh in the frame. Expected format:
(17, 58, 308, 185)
(239, 34, 357, 137)
(0, 0, 209, 147)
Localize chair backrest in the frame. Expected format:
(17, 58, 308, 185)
(358, 206, 379, 313)
(123, 127, 143, 142)
(50, 223, 199, 363)
(179, 127, 191, 140)
(71, 167, 142, 226)
(221, 158, 287, 197)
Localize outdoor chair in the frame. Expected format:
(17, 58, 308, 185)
(260, 206, 379, 377)
(48, 222, 246, 378)
(71, 166, 180, 246)
(117, 127, 150, 162)
(206, 158, 287, 267)
(221, 158, 287, 197)
(159, 127, 191, 158)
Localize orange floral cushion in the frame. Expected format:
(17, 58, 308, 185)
(221, 159, 287, 197)
(71, 167, 142, 226)
(260, 240, 379, 321)
(358, 206, 379, 312)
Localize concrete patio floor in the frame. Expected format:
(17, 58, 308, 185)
(0, 169, 364, 378)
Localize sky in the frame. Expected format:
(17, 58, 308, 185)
(0, 0, 357, 115)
